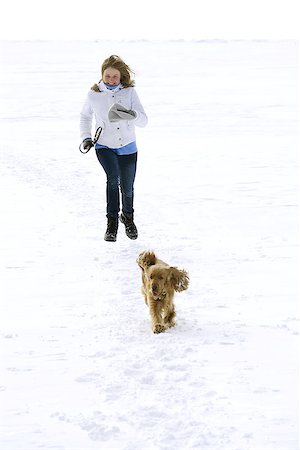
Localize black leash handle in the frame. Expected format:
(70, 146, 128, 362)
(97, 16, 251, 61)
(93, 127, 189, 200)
(79, 126, 103, 154)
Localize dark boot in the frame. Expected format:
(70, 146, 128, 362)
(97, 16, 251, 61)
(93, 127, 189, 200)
(104, 216, 118, 242)
(119, 213, 138, 240)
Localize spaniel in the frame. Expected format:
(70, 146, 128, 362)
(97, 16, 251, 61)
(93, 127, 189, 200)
(137, 251, 189, 334)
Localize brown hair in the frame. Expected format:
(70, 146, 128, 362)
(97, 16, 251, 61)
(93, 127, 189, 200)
(101, 55, 135, 88)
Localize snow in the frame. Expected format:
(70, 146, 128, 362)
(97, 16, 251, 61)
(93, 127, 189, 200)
(0, 40, 299, 449)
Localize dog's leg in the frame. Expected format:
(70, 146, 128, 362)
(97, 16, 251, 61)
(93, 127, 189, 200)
(149, 300, 165, 334)
(164, 305, 176, 328)
(141, 273, 148, 305)
(142, 287, 148, 306)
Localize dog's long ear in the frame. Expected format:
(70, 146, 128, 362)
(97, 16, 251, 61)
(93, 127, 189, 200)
(136, 251, 157, 270)
(169, 267, 189, 292)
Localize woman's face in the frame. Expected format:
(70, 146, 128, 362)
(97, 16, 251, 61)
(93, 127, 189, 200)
(103, 67, 121, 86)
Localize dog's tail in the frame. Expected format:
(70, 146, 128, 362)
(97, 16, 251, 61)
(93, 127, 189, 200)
(136, 251, 157, 270)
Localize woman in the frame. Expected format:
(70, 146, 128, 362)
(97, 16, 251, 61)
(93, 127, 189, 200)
(80, 55, 148, 242)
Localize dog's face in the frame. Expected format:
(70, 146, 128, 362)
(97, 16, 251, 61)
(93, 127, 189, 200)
(147, 266, 169, 300)
(147, 265, 189, 300)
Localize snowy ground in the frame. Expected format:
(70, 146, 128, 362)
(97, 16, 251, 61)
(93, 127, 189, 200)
(0, 40, 299, 449)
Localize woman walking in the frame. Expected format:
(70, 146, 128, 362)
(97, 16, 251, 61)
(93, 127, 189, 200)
(80, 55, 148, 241)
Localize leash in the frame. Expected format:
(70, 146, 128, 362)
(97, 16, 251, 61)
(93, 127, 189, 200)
(79, 126, 103, 154)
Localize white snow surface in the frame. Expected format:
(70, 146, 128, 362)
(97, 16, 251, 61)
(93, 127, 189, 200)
(0, 40, 299, 450)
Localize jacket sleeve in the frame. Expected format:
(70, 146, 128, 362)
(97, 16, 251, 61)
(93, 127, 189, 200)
(80, 95, 93, 140)
(131, 89, 148, 128)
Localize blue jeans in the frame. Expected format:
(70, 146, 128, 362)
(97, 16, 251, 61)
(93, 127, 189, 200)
(96, 148, 137, 219)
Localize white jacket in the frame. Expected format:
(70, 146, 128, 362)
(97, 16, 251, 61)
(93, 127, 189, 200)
(80, 81, 148, 148)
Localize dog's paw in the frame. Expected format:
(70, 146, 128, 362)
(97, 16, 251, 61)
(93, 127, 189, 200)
(153, 323, 166, 334)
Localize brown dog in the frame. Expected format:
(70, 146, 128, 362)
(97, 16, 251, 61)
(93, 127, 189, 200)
(137, 251, 189, 334)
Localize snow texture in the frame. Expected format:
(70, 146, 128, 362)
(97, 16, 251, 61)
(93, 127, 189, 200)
(0, 40, 299, 450)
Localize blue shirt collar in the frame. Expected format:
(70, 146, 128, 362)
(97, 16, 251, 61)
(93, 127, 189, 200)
(104, 83, 121, 90)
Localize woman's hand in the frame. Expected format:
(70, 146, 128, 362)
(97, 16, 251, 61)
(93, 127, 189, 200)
(108, 103, 137, 122)
(79, 138, 94, 153)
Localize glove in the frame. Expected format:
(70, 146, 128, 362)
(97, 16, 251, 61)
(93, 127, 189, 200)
(82, 138, 94, 151)
(108, 103, 137, 122)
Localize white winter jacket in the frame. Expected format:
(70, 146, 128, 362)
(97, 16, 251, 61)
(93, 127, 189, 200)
(80, 81, 148, 148)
